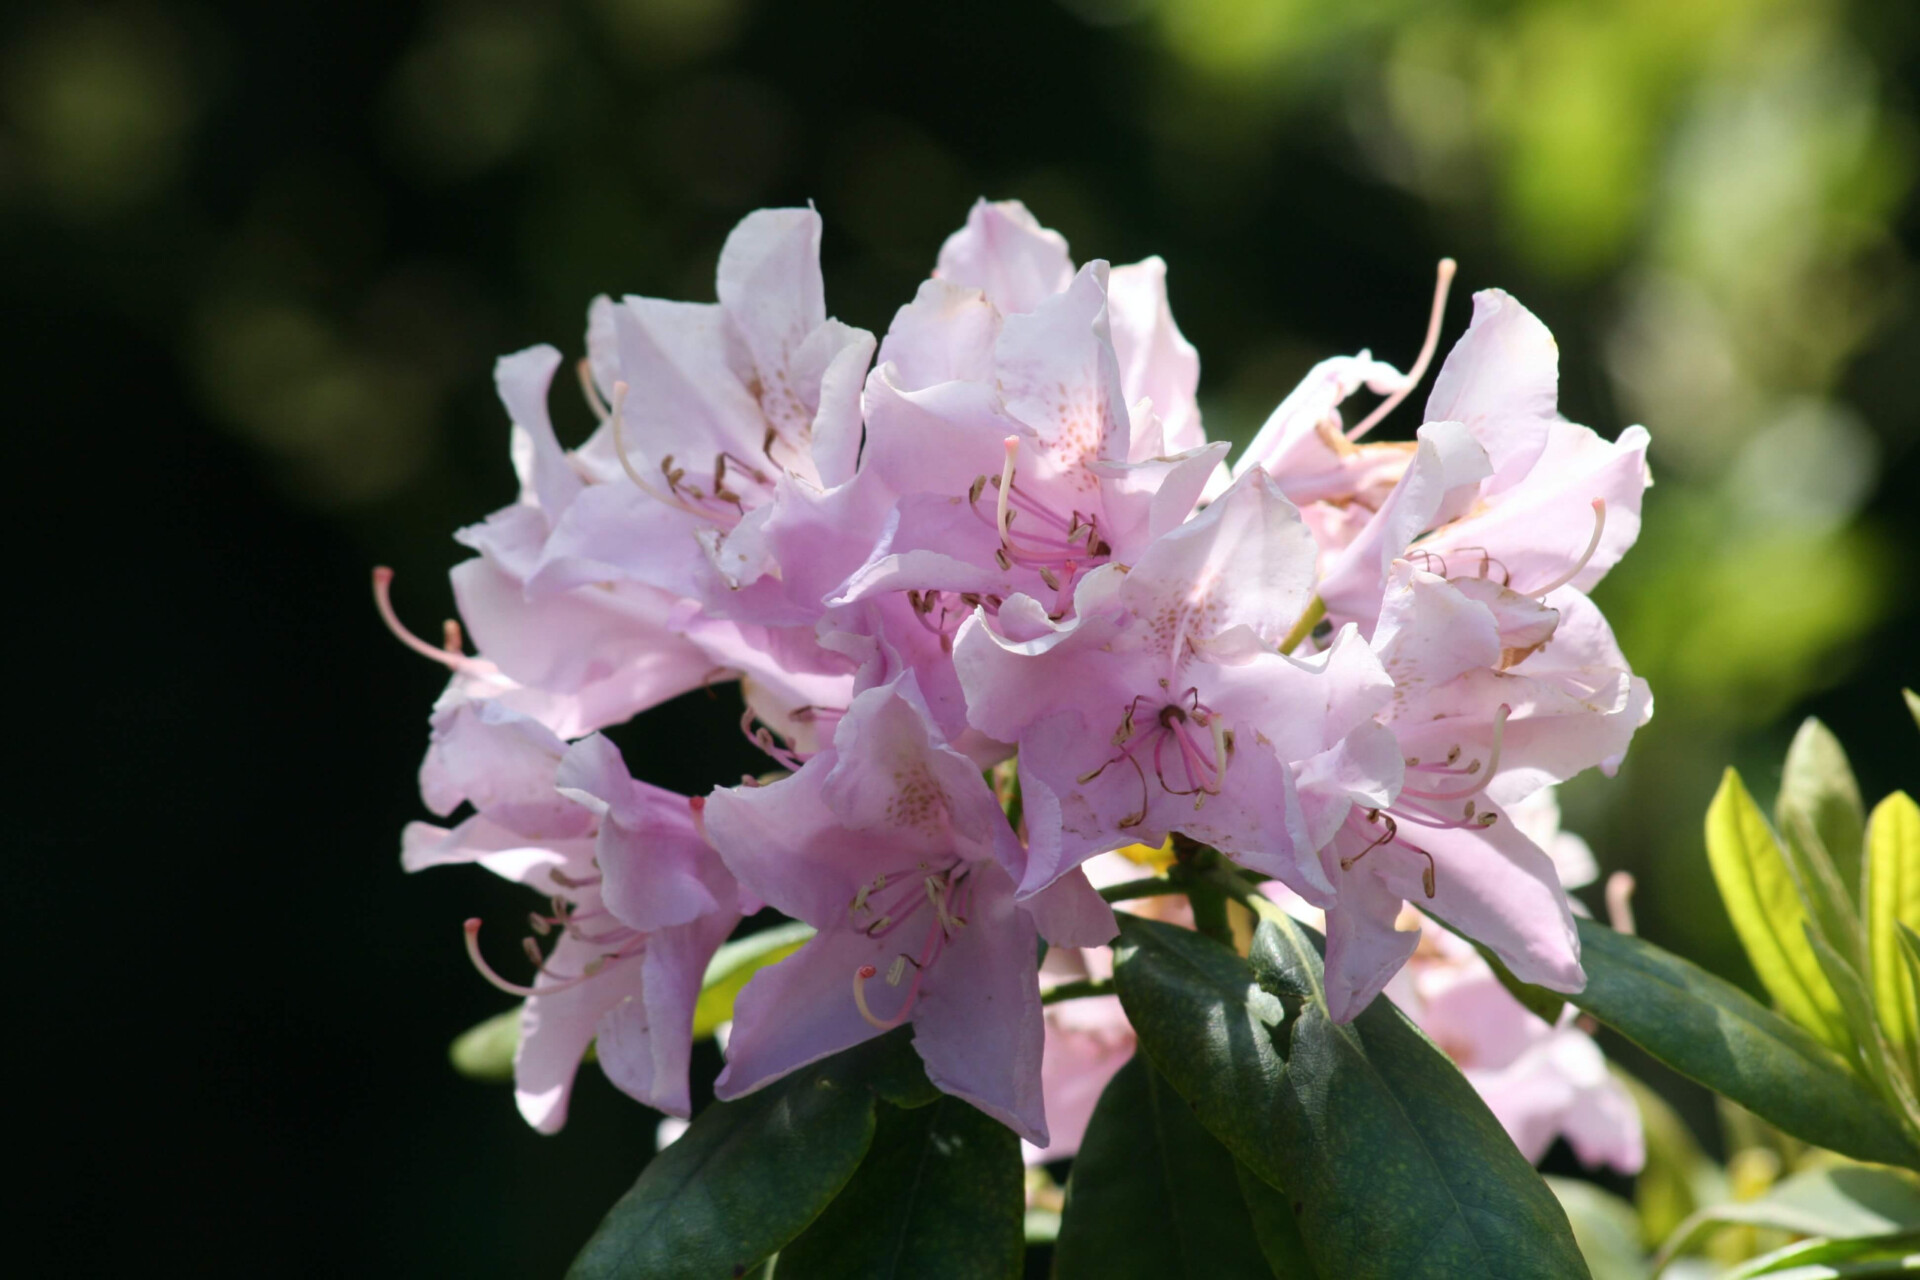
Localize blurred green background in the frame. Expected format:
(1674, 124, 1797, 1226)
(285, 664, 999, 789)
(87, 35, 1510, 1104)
(10, 0, 1915, 1273)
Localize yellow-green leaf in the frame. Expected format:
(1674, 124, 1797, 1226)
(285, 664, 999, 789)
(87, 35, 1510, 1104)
(1778, 717, 1866, 917)
(449, 1007, 519, 1082)
(691, 921, 813, 1039)
(1866, 792, 1920, 1072)
(1904, 688, 1919, 731)
(1706, 768, 1851, 1054)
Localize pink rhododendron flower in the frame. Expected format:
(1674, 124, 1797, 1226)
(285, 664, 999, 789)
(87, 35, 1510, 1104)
(1244, 285, 1653, 1021)
(383, 198, 1658, 1143)
(702, 678, 1115, 1145)
(401, 709, 743, 1131)
(956, 468, 1396, 902)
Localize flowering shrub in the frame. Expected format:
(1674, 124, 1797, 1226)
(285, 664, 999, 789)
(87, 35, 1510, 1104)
(383, 203, 1919, 1278)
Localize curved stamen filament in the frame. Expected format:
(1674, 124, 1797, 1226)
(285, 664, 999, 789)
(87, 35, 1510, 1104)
(576, 358, 611, 422)
(373, 568, 504, 681)
(853, 963, 919, 1030)
(465, 919, 604, 999)
(1348, 258, 1457, 442)
(1530, 499, 1607, 598)
(1401, 705, 1510, 802)
(608, 381, 729, 523)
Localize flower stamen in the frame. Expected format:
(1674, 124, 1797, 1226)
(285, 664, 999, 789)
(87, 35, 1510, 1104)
(1348, 258, 1457, 442)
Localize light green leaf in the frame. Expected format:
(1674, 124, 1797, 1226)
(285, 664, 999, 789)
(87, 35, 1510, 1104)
(567, 1029, 918, 1280)
(777, 1096, 1024, 1279)
(1547, 1177, 1647, 1280)
(1110, 913, 1590, 1278)
(1730, 1230, 1920, 1278)
(692, 921, 814, 1039)
(1652, 1164, 1920, 1274)
(1706, 769, 1852, 1054)
(1904, 689, 1919, 732)
(448, 1007, 518, 1082)
(1865, 794, 1920, 1074)
(1566, 918, 1919, 1170)
(1621, 1070, 1729, 1248)
(1053, 1054, 1281, 1278)
(1778, 719, 1867, 916)
(1806, 924, 1920, 1140)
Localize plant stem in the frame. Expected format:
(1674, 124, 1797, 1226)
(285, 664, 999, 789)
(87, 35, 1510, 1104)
(1041, 977, 1116, 1005)
(1277, 596, 1327, 656)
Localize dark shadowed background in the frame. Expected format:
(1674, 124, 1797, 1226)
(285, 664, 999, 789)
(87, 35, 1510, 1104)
(10, 0, 1917, 1273)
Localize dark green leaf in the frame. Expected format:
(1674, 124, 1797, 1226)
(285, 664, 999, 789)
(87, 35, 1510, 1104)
(1567, 917, 1920, 1170)
(1111, 912, 1590, 1278)
(1234, 1161, 1318, 1276)
(568, 1032, 922, 1280)
(777, 1096, 1023, 1279)
(1054, 1053, 1279, 1278)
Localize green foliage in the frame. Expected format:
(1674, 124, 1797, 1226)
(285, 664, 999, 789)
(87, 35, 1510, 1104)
(1561, 917, 1920, 1170)
(448, 1007, 519, 1082)
(567, 1030, 925, 1280)
(1545, 1178, 1645, 1280)
(692, 921, 814, 1040)
(1727, 1230, 1920, 1278)
(1865, 794, 1920, 1077)
(1652, 1164, 1920, 1275)
(1705, 768, 1851, 1053)
(778, 1096, 1024, 1279)
(1053, 1054, 1281, 1278)
(1110, 911, 1590, 1278)
(1778, 718, 1868, 908)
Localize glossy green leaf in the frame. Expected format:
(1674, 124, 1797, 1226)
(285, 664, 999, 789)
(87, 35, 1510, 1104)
(1054, 1054, 1279, 1278)
(777, 1096, 1023, 1279)
(1706, 769, 1851, 1053)
(1567, 917, 1920, 1170)
(1865, 793, 1920, 1072)
(1730, 1229, 1920, 1278)
(1778, 718, 1867, 916)
(448, 1007, 518, 1082)
(568, 1031, 917, 1280)
(1110, 912, 1590, 1278)
(1545, 1177, 1646, 1280)
(692, 921, 814, 1040)
(1652, 1164, 1920, 1274)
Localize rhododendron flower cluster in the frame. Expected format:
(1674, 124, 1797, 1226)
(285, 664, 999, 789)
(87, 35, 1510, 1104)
(382, 200, 1651, 1150)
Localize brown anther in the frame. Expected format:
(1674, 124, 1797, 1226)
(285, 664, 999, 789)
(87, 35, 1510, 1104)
(968, 475, 987, 505)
